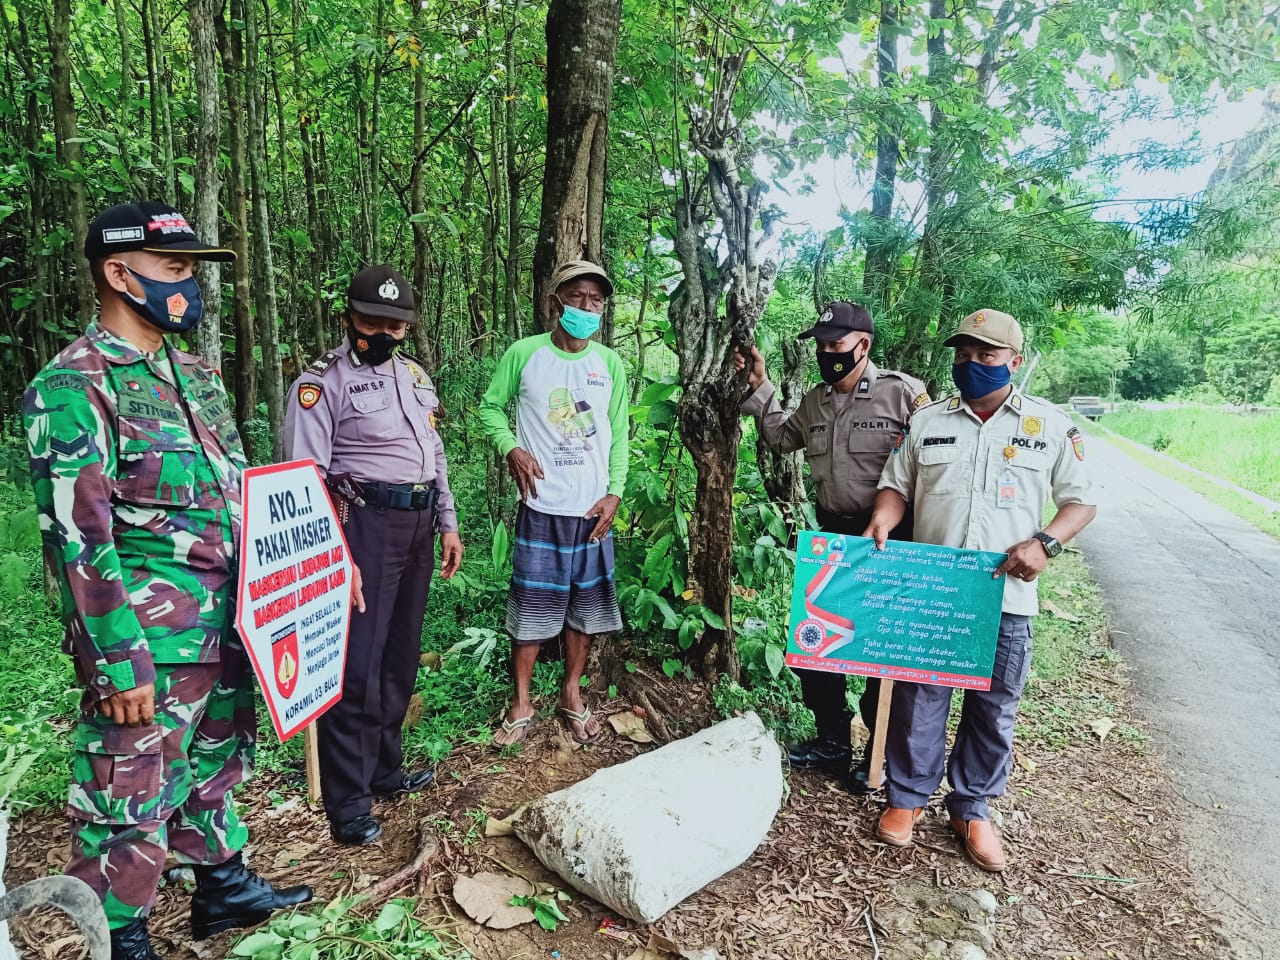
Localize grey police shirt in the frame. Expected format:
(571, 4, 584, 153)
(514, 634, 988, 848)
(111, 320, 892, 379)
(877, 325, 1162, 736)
(742, 361, 929, 516)
(283, 341, 458, 533)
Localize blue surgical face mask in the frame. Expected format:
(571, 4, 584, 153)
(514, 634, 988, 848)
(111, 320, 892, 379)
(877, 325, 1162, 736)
(558, 303, 602, 340)
(119, 265, 204, 333)
(952, 358, 1013, 399)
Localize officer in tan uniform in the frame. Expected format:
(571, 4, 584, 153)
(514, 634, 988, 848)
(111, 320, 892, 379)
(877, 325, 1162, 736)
(866, 308, 1096, 871)
(283, 264, 463, 846)
(736, 301, 929, 793)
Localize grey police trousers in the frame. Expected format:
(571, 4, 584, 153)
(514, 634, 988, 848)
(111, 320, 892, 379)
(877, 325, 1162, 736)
(884, 613, 1033, 821)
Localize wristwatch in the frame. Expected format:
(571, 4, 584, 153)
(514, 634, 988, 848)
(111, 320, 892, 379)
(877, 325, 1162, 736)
(1032, 531, 1062, 558)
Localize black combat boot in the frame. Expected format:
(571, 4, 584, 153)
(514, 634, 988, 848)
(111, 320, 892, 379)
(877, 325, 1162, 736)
(189, 852, 313, 940)
(110, 917, 162, 960)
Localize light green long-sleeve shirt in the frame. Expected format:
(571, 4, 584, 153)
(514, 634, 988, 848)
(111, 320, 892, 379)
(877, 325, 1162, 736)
(478, 333, 629, 515)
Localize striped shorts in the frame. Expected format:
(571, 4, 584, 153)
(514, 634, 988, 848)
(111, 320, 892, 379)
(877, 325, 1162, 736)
(506, 504, 623, 644)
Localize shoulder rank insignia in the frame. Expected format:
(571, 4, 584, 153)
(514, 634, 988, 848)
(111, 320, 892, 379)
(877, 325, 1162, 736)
(1010, 393, 1023, 411)
(946, 397, 961, 411)
(305, 351, 340, 377)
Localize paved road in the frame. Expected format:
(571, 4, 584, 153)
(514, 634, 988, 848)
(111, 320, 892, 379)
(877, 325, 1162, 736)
(1077, 434, 1280, 956)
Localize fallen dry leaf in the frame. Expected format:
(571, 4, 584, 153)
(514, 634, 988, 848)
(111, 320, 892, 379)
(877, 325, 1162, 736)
(403, 693, 425, 728)
(272, 841, 320, 870)
(1088, 717, 1117, 742)
(452, 872, 536, 929)
(419, 651, 442, 671)
(1043, 599, 1082, 623)
(609, 711, 656, 743)
(1017, 754, 1037, 775)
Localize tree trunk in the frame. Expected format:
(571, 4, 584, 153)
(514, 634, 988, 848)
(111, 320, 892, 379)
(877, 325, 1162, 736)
(141, 0, 176, 204)
(502, 3, 523, 342)
(245, 0, 284, 459)
(291, 0, 326, 356)
(862, 0, 901, 311)
(189, 0, 223, 367)
(533, 0, 622, 329)
(48, 0, 94, 326)
(219, 4, 257, 443)
(670, 54, 778, 681)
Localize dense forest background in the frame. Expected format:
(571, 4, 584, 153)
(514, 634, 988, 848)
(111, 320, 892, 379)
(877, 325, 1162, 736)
(1, 0, 1279, 692)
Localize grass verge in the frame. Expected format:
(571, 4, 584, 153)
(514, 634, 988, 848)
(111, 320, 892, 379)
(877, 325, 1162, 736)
(1016, 547, 1141, 749)
(1092, 422, 1280, 541)
(1100, 407, 1280, 502)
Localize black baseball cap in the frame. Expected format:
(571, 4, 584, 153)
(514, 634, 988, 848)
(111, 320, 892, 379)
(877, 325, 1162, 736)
(348, 264, 417, 323)
(797, 301, 874, 341)
(85, 200, 235, 262)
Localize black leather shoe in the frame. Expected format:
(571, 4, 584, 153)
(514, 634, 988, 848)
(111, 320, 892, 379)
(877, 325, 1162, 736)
(110, 918, 162, 960)
(373, 767, 434, 799)
(787, 737, 852, 773)
(848, 754, 878, 795)
(330, 813, 383, 846)
(189, 852, 313, 940)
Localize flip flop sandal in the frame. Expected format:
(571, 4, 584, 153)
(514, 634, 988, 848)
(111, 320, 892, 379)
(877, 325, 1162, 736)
(557, 705, 603, 745)
(494, 710, 539, 747)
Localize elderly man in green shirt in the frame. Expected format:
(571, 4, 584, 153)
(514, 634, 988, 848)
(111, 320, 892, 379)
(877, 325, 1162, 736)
(478, 261, 629, 747)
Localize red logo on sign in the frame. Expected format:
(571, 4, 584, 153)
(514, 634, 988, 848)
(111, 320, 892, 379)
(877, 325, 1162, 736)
(271, 625, 300, 699)
(167, 292, 189, 319)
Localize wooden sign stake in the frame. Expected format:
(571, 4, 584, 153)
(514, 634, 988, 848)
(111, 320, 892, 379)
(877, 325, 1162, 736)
(305, 722, 321, 805)
(865, 679, 894, 790)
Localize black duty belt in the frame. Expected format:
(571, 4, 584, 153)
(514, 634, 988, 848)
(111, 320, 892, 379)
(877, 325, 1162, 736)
(356, 480, 438, 512)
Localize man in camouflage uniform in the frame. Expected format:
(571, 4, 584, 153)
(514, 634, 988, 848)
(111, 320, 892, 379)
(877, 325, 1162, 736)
(24, 201, 312, 960)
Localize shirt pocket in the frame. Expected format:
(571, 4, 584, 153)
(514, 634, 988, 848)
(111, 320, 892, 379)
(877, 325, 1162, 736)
(116, 418, 199, 507)
(991, 447, 1052, 493)
(918, 441, 973, 494)
(351, 391, 396, 442)
(805, 430, 832, 483)
(67, 721, 164, 825)
(848, 430, 899, 481)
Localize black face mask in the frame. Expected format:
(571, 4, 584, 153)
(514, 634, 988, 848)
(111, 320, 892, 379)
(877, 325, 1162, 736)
(348, 324, 400, 366)
(816, 344, 865, 385)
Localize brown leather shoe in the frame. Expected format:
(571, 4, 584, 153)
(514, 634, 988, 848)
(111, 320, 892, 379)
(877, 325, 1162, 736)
(949, 817, 1006, 872)
(876, 806, 924, 846)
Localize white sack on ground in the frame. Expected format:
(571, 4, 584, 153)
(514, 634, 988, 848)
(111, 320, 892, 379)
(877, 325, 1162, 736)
(514, 712, 784, 923)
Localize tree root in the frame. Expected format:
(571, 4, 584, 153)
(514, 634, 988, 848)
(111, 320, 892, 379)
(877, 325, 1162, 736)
(363, 824, 441, 903)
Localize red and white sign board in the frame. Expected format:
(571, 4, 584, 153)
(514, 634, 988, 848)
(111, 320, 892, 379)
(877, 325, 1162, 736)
(236, 460, 353, 741)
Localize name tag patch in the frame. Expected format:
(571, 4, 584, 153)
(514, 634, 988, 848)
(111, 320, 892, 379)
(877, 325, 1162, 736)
(850, 419, 891, 431)
(348, 381, 387, 395)
(922, 436, 956, 447)
(1008, 435, 1048, 452)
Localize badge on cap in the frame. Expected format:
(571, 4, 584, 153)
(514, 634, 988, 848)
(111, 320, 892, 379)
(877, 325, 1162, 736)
(973, 312, 987, 326)
(378, 279, 400, 301)
(818, 309, 833, 325)
(298, 383, 321, 409)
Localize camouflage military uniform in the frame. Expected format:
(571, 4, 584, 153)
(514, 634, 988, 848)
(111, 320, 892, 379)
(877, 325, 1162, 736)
(24, 321, 255, 930)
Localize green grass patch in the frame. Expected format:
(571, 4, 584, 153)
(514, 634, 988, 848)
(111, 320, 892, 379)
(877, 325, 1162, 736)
(1100, 407, 1280, 502)
(1092, 420, 1280, 541)
(1016, 548, 1133, 748)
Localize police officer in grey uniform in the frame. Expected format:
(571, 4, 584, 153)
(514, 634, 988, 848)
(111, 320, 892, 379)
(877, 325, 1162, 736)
(736, 301, 929, 793)
(867, 308, 1096, 871)
(283, 264, 463, 846)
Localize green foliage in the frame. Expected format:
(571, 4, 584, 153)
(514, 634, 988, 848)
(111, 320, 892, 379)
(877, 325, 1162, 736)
(230, 895, 470, 959)
(508, 889, 571, 932)
(1119, 336, 1194, 400)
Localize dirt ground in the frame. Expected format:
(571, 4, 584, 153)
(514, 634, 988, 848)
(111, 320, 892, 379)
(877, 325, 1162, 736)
(3, 660, 1238, 960)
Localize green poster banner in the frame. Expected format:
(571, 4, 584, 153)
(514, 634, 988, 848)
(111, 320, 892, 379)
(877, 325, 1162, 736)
(786, 532, 1006, 691)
